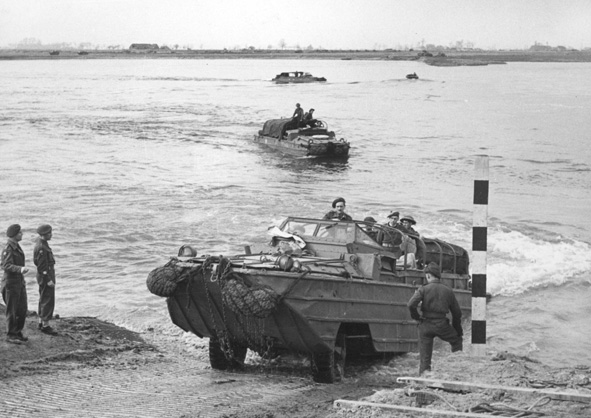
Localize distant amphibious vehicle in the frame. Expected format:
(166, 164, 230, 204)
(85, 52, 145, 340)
(253, 118, 350, 158)
(272, 71, 327, 84)
(147, 216, 471, 383)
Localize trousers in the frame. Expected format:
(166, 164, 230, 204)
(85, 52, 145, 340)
(2, 280, 28, 336)
(418, 317, 463, 374)
(38, 281, 55, 322)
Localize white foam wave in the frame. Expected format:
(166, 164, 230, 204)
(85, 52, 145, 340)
(484, 227, 591, 296)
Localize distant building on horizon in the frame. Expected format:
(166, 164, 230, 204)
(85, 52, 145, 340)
(129, 43, 159, 52)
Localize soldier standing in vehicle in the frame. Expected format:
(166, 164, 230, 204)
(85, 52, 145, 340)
(292, 103, 304, 123)
(1, 224, 30, 344)
(407, 262, 463, 374)
(322, 197, 353, 221)
(34, 224, 58, 335)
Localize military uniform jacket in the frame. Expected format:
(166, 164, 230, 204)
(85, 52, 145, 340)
(1, 239, 26, 287)
(407, 280, 462, 322)
(34, 239, 55, 286)
(322, 210, 353, 221)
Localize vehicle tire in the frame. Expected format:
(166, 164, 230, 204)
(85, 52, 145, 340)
(209, 339, 247, 370)
(232, 344, 247, 368)
(209, 339, 230, 370)
(311, 333, 346, 383)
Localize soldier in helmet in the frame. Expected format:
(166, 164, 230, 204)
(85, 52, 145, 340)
(363, 216, 379, 241)
(1, 224, 30, 344)
(34, 224, 58, 335)
(400, 215, 419, 235)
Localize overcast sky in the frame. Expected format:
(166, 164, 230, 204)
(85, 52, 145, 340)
(1, 0, 590, 50)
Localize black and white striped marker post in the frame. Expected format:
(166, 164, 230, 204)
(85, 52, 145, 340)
(472, 155, 489, 356)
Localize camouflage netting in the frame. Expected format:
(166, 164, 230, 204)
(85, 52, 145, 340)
(221, 273, 280, 318)
(146, 261, 194, 297)
(147, 256, 281, 317)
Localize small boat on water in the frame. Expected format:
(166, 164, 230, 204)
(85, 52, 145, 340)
(272, 71, 327, 84)
(147, 216, 471, 383)
(49, 51, 60, 56)
(406, 72, 419, 79)
(253, 118, 350, 158)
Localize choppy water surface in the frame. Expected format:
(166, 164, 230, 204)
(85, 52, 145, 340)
(1, 59, 590, 367)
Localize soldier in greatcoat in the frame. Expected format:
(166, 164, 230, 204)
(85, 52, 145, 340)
(34, 224, 58, 335)
(1, 224, 30, 344)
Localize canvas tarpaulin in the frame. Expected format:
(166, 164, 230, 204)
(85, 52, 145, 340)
(258, 118, 294, 138)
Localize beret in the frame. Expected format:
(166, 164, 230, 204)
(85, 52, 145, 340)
(332, 197, 346, 208)
(425, 262, 441, 279)
(37, 224, 53, 235)
(6, 224, 21, 238)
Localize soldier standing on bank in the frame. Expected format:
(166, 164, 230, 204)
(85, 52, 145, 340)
(407, 262, 463, 374)
(1, 224, 30, 344)
(34, 224, 58, 335)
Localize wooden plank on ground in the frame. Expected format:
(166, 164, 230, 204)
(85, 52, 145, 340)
(334, 399, 497, 417)
(396, 376, 591, 403)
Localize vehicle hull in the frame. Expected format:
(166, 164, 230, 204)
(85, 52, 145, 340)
(166, 261, 470, 355)
(253, 134, 350, 158)
(272, 77, 326, 84)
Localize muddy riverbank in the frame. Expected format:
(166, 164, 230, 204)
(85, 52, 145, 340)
(1, 306, 589, 417)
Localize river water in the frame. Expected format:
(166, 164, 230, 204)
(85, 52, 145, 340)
(1, 58, 590, 368)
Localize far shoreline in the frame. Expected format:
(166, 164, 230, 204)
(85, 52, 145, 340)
(1, 48, 591, 66)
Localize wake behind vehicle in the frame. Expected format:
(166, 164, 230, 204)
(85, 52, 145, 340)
(253, 119, 350, 158)
(147, 216, 471, 383)
(272, 71, 327, 84)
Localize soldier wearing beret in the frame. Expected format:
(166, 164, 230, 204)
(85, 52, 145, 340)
(407, 262, 463, 374)
(380, 211, 404, 248)
(322, 197, 353, 221)
(34, 224, 58, 335)
(387, 211, 400, 227)
(1, 224, 30, 344)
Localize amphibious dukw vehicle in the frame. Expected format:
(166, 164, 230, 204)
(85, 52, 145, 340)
(147, 217, 471, 383)
(272, 71, 327, 84)
(253, 119, 350, 158)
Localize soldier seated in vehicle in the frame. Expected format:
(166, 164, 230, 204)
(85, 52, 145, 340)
(362, 216, 379, 241)
(300, 108, 318, 128)
(378, 225, 403, 249)
(396, 234, 417, 268)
